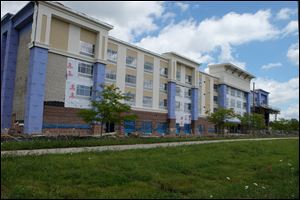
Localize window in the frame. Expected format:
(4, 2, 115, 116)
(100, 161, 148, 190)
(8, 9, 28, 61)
(185, 75, 192, 84)
(237, 90, 241, 97)
(237, 100, 241, 108)
(160, 83, 167, 92)
(184, 103, 191, 112)
(76, 85, 92, 97)
(125, 74, 136, 86)
(214, 96, 218, 103)
(184, 88, 191, 98)
(107, 49, 117, 63)
(159, 99, 167, 109)
(243, 102, 247, 109)
(143, 96, 152, 107)
(144, 61, 153, 72)
(126, 56, 137, 68)
(230, 99, 235, 107)
(78, 62, 93, 76)
(160, 67, 168, 76)
(125, 92, 135, 106)
(176, 101, 181, 111)
(80, 41, 95, 56)
(105, 69, 116, 81)
(176, 86, 181, 97)
(226, 98, 229, 107)
(144, 79, 153, 90)
(214, 84, 218, 92)
(231, 88, 235, 96)
(176, 70, 181, 81)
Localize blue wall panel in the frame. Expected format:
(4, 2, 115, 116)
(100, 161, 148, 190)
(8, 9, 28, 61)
(167, 81, 176, 119)
(92, 62, 106, 101)
(1, 21, 19, 131)
(218, 84, 227, 108)
(191, 88, 198, 120)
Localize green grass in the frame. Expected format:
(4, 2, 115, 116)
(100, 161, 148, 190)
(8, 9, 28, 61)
(1, 139, 298, 199)
(1, 134, 295, 151)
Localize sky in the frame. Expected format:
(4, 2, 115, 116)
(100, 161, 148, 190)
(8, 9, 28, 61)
(1, 1, 299, 120)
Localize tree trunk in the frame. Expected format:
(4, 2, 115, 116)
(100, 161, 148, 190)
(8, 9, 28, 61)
(101, 121, 104, 137)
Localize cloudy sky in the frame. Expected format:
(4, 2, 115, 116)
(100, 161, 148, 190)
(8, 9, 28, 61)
(1, 1, 299, 120)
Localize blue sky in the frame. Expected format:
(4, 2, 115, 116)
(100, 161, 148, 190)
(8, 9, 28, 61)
(1, 1, 299, 119)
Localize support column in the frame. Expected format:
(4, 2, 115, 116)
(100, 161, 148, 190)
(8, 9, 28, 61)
(191, 87, 198, 134)
(1, 33, 7, 85)
(1, 21, 19, 132)
(24, 46, 48, 134)
(92, 62, 106, 101)
(167, 81, 176, 134)
(218, 84, 227, 108)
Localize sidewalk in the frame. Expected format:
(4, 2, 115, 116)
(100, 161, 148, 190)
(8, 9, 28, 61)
(1, 137, 298, 157)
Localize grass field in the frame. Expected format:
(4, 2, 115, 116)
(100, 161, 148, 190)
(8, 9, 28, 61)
(1, 139, 298, 199)
(1, 134, 294, 151)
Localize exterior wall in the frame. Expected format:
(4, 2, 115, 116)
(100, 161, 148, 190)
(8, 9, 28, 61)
(12, 22, 32, 120)
(44, 53, 67, 102)
(49, 17, 69, 51)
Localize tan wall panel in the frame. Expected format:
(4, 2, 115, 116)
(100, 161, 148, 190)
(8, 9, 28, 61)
(106, 64, 117, 71)
(185, 67, 192, 76)
(126, 68, 136, 76)
(13, 26, 32, 120)
(159, 93, 167, 99)
(50, 18, 69, 51)
(143, 91, 153, 97)
(45, 53, 67, 102)
(126, 49, 137, 57)
(108, 42, 118, 51)
(144, 55, 154, 63)
(125, 87, 136, 94)
(160, 60, 168, 68)
(40, 15, 47, 43)
(144, 73, 153, 80)
(80, 28, 96, 44)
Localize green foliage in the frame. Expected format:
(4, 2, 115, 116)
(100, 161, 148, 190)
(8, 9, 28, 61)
(270, 118, 299, 131)
(79, 84, 136, 135)
(206, 108, 237, 134)
(238, 113, 266, 131)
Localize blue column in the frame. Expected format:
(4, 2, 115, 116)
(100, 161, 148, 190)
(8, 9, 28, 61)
(257, 91, 261, 106)
(1, 21, 19, 131)
(246, 92, 251, 113)
(218, 84, 227, 108)
(23, 46, 48, 134)
(191, 88, 198, 120)
(167, 81, 176, 119)
(92, 62, 106, 101)
(1, 33, 7, 85)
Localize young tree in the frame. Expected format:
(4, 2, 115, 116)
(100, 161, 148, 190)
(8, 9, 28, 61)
(79, 84, 136, 136)
(239, 113, 266, 133)
(206, 108, 237, 134)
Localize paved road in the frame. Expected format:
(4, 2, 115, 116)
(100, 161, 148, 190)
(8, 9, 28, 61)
(1, 137, 298, 157)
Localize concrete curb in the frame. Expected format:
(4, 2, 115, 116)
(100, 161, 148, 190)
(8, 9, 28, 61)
(1, 137, 298, 157)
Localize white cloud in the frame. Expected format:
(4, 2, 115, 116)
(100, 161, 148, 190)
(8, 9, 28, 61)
(1, 1, 29, 18)
(136, 10, 280, 68)
(176, 2, 189, 12)
(281, 20, 298, 37)
(276, 8, 297, 20)
(261, 62, 282, 70)
(60, 1, 165, 42)
(287, 43, 299, 66)
(279, 104, 299, 120)
(253, 77, 299, 105)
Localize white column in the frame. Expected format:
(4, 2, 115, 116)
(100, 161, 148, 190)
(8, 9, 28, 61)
(153, 58, 160, 109)
(136, 52, 144, 107)
(67, 24, 80, 54)
(116, 45, 126, 93)
(210, 77, 214, 114)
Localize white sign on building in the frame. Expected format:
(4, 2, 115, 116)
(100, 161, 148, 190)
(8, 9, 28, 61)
(64, 58, 93, 109)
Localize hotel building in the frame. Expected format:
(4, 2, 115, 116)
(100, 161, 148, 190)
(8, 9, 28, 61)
(1, 1, 277, 136)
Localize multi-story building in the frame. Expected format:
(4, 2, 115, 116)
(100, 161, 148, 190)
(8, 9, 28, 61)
(1, 1, 278, 136)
